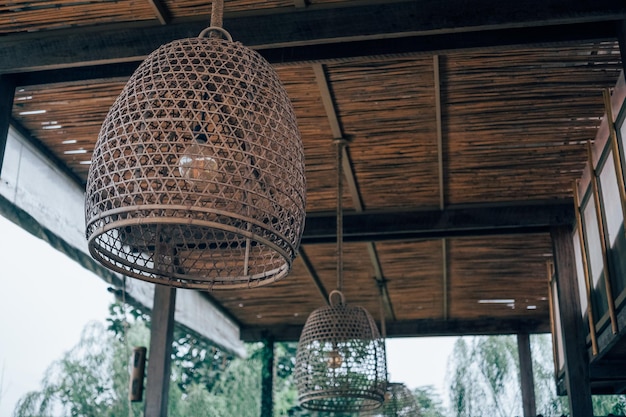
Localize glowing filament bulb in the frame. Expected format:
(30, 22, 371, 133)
(327, 349, 343, 369)
(178, 142, 218, 182)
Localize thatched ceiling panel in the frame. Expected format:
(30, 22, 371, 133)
(443, 43, 623, 205)
(325, 58, 441, 210)
(275, 65, 340, 212)
(377, 240, 445, 321)
(164, 0, 295, 19)
(301, 242, 380, 315)
(211, 252, 323, 326)
(448, 234, 553, 320)
(12, 81, 123, 179)
(0, 1, 157, 34)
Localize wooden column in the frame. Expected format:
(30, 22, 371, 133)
(144, 285, 177, 417)
(517, 333, 536, 417)
(260, 334, 275, 417)
(618, 19, 626, 77)
(551, 226, 593, 417)
(0, 75, 15, 176)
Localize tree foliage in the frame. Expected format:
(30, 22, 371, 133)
(447, 334, 626, 417)
(413, 385, 446, 417)
(12, 302, 312, 417)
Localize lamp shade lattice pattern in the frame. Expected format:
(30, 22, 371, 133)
(295, 301, 387, 412)
(361, 383, 422, 417)
(85, 34, 306, 289)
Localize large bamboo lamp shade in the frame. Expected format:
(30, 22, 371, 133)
(294, 141, 386, 412)
(85, 2, 305, 290)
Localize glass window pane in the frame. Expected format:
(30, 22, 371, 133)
(583, 198, 603, 286)
(599, 153, 622, 246)
(599, 152, 626, 300)
(573, 230, 588, 317)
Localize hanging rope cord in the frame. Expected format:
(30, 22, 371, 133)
(336, 139, 345, 295)
(211, 0, 224, 28)
(378, 283, 389, 383)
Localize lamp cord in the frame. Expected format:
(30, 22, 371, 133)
(336, 139, 345, 294)
(211, 0, 224, 28)
(378, 283, 389, 383)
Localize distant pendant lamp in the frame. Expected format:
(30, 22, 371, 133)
(361, 383, 422, 417)
(294, 140, 386, 412)
(85, 0, 306, 289)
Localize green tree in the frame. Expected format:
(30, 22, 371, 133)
(13, 320, 148, 417)
(12, 302, 263, 417)
(447, 334, 626, 417)
(12, 302, 314, 417)
(413, 385, 446, 417)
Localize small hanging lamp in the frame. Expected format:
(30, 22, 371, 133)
(361, 382, 422, 417)
(294, 140, 386, 412)
(85, 0, 306, 290)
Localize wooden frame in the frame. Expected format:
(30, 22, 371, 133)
(547, 261, 565, 378)
(573, 182, 599, 356)
(603, 88, 626, 236)
(587, 141, 619, 334)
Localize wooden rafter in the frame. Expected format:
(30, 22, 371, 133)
(297, 247, 329, 304)
(301, 201, 575, 244)
(240, 316, 551, 341)
(0, 1, 622, 74)
(434, 54, 449, 320)
(313, 63, 396, 321)
(0, 75, 15, 175)
(147, 0, 171, 25)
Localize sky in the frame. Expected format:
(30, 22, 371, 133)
(0, 214, 456, 416)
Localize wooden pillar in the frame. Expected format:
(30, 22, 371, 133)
(551, 226, 593, 417)
(144, 285, 177, 417)
(0, 75, 16, 176)
(260, 334, 275, 417)
(618, 19, 626, 77)
(517, 333, 536, 417)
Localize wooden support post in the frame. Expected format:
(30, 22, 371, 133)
(551, 226, 593, 417)
(260, 334, 275, 417)
(0, 75, 15, 176)
(618, 19, 626, 77)
(144, 285, 176, 417)
(517, 333, 537, 417)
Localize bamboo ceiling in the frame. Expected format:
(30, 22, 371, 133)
(3, 0, 626, 340)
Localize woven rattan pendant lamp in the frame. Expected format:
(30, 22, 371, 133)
(294, 140, 386, 412)
(361, 382, 422, 417)
(85, 0, 306, 290)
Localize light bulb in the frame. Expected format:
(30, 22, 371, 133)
(178, 142, 218, 183)
(327, 349, 343, 369)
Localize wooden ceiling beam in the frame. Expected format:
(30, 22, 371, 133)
(301, 200, 575, 244)
(433, 54, 449, 321)
(12, 62, 139, 87)
(313, 63, 396, 321)
(297, 247, 329, 304)
(0, 76, 16, 175)
(0, 1, 623, 74)
(147, 0, 171, 25)
(240, 317, 550, 341)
